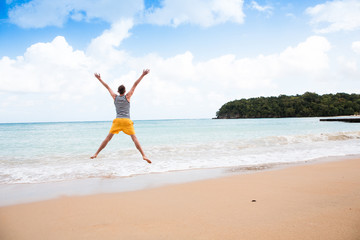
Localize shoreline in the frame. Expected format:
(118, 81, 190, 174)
(1, 156, 359, 239)
(1, 154, 359, 207)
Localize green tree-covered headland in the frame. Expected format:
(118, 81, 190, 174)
(216, 92, 360, 119)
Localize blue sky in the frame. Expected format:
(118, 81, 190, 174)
(1, 0, 360, 122)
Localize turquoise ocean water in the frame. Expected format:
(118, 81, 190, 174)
(0, 118, 360, 184)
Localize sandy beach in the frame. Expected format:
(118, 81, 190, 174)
(1, 158, 360, 240)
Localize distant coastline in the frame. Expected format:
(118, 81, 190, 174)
(216, 92, 360, 119)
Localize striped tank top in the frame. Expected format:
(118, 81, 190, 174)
(114, 95, 130, 119)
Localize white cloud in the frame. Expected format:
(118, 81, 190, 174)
(279, 36, 331, 72)
(196, 36, 330, 89)
(144, 0, 245, 27)
(0, 36, 95, 94)
(352, 41, 360, 54)
(334, 41, 360, 81)
(0, 18, 136, 104)
(306, 0, 360, 33)
(7, 0, 143, 28)
(250, 1, 273, 15)
(87, 19, 134, 72)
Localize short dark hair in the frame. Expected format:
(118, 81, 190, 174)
(118, 85, 126, 94)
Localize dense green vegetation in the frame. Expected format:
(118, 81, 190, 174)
(216, 92, 360, 119)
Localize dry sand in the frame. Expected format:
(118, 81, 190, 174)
(1, 158, 360, 240)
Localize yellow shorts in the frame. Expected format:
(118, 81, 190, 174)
(109, 118, 135, 135)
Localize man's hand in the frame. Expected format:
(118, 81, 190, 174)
(94, 73, 102, 81)
(94, 72, 116, 100)
(142, 69, 150, 76)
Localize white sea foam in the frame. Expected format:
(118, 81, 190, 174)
(1, 119, 360, 184)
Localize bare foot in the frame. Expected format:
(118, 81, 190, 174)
(90, 154, 97, 159)
(143, 156, 152, 164)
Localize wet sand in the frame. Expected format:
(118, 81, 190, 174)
(1, 158, 360, 240)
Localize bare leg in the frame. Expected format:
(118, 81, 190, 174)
(130, 135, 151, 164)
(90, 133, 114, 159)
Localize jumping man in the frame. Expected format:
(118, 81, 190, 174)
(90, 69, 151, 164)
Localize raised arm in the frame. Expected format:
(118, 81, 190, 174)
(94, 73, 116, 100)
(126, 69, 150, 102)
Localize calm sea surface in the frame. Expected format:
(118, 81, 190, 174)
(1, 118, 360, 184)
